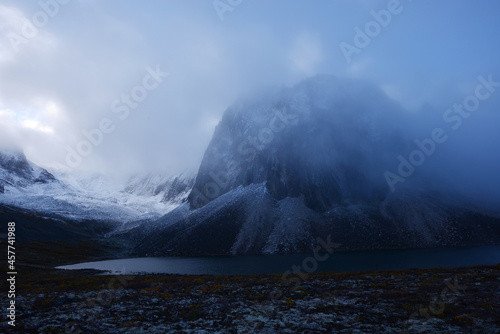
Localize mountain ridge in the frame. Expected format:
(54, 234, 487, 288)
(0, 149, 194, 226)
(129, 75, 500, 256)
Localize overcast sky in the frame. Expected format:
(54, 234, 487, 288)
(1, 0, 499, 189)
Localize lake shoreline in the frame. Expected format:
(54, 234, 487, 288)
(57, 245, 500, 276)
(2, 239, 499, 332)
(3, 262, 499, 333)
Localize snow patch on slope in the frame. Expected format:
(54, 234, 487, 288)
(0, 151, 194, 225)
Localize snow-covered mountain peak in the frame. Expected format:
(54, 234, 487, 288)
(0, 150, 195, 225)
(0, 148, 57, 191)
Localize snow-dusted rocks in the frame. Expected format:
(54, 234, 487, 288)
(0, 149, 57, 189)
(0, 149, 194, 227)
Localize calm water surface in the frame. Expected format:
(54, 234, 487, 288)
(57, 245, 500, 275)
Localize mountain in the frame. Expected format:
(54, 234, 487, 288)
(0, 149, 194, 226)
(124, 172, 194, 207)
(0, 149, 57, 191)
(129, 75, 500, 256)
(187, 75, 410, 211)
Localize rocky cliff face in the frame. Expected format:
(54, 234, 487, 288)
(129, 75, 500, 256)
(188, 75, 410, 212)
(0, 149, 56, 189)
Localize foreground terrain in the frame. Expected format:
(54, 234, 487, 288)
(1, 258, 499, 333)
(1, 208, 499, 333)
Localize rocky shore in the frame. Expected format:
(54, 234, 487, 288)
(1, 263, 499, 333)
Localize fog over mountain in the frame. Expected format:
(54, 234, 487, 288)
(188, 73, 500, 214)
(129, 76, 500, 256)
